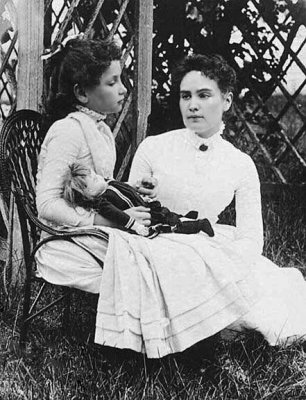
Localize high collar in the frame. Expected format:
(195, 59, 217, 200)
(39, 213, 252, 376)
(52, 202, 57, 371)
(185, 123, 225, 151)
(75, 105, 107, 124)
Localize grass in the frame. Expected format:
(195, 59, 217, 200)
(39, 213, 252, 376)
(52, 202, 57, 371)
(0, 190, 306, 400)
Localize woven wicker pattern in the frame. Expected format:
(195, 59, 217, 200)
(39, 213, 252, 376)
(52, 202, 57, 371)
(0, 110, 43, 205)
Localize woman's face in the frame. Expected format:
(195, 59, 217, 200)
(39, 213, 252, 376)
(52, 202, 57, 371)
(83, 60, 127, 114)
(179, 70, 232, 138)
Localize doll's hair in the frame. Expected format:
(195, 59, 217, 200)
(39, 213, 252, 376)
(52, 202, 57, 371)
(46, 37, 122, 122)
(171, 54, 237, 96)
(62, 163, 95, 208)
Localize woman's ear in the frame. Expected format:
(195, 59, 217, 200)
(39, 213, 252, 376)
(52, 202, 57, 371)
(223, 91, 233, 112)
(74, 83, 88, 105)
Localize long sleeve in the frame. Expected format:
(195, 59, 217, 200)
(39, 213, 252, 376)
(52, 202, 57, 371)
(225, 154, 264, 262)
(130, 132, 264, 262)
(129, 139, 154, 186)
(36, 118, 95, 227)
(95, 196, 135, 229)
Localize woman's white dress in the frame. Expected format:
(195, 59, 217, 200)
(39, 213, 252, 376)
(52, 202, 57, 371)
(36, 114, 306, 358)
(126, 128, 306, 354)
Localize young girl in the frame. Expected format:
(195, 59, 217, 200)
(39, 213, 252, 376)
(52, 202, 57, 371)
(62, 162, 215, 237)
(36, 36, 154, 292)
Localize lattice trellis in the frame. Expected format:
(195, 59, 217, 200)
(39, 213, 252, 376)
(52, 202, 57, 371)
(0, 21, 18, 120)
(152, 0, 306, 184)
(43, 0, 141, 181)
(232, 0, 306, 184)
(1, 0, 305, 184)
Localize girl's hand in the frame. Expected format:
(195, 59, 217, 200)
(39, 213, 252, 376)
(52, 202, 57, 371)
(134, 175, 158, 199)
(125, 206, 151, 226)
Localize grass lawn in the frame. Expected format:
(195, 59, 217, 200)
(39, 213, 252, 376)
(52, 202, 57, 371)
(0, 188, 305, 400)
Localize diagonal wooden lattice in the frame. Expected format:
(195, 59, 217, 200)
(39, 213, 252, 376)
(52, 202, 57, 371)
(0, 29, 18, 120)
(232, 0, 306, 184)
(44, 0, 138, 181)
(152, 0, 306, 184)
(1, 1, 305, 184)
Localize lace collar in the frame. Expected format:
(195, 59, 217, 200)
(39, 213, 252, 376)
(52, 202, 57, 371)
(75, 105, 107, 123)
(184, 122, 225, 151)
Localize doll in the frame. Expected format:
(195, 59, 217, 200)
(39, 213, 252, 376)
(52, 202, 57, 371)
(63, 163, 214, 238)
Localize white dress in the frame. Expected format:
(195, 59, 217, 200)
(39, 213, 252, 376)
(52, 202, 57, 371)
(35, 111, 114, 293)
(126, 127, 306, 350)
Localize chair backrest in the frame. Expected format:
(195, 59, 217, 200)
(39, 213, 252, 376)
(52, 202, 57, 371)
(0, 109, 45, 245)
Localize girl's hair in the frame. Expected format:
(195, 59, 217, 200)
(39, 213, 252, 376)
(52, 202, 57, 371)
(171, 54, 237, 96)
(46, 37, 122, 122)
(62, 163, 95, 209)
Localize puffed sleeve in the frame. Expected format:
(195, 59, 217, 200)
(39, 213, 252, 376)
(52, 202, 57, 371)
(129, 138, 154, 185)
(227, 154, 263, 262)
(36, 119, 95, 227)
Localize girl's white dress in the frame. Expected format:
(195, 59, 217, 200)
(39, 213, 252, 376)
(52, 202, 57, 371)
(36, 114, 306, 358)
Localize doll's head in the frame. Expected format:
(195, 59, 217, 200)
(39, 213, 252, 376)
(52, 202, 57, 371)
(63, 163, 107, 207)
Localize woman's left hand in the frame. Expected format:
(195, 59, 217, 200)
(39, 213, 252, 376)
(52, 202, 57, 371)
(134, 175, 158, 199)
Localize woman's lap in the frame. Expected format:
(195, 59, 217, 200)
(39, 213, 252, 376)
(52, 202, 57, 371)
(35, 234, 108, 293)
(34, 224, 235, 295)
(35, 224, 306, 350)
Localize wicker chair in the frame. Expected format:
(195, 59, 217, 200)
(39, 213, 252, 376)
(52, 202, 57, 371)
(0, 109, 108, 348)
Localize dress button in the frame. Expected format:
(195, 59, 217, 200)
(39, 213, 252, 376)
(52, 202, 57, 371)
(199, 144, 208, 151)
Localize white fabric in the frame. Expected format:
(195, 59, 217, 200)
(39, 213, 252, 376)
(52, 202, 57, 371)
(129, 128, 263, 264)
(95, 227, 260, 358)
(121, 128, 306, 351)
(94, 226, 306, 357)
(36, 112, 116, 228)
(70, 111, 116, 179)
(36, 121, 306, 355)
(35, 111, 115, 287)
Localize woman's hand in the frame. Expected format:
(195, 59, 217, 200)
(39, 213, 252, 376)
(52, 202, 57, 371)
(134, 175, 158, 199)
(125, 206, 151, 226)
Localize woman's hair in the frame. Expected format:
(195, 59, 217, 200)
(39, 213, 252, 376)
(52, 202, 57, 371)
(169, 54, 237, 127)
(172, 54, 237, 95)
(46, 37, 122, 122)
(62, 163, 95, 209)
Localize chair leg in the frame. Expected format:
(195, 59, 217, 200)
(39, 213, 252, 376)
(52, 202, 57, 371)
(62, 287, 71, 336)
(19, 268, 32, 349)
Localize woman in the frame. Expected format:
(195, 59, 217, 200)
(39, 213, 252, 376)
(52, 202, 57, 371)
(128, 54, 306, 351)
(36, 37, 153, 292)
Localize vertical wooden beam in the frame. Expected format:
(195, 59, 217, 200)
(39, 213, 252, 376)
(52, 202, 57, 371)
(133, 0, 153, 153)
(16, 0, 44, 111)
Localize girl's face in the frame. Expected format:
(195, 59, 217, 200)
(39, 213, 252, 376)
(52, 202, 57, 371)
(83, 170, 108, 198)
(82, 60, 127, 114)
(179, 70, 233, 138)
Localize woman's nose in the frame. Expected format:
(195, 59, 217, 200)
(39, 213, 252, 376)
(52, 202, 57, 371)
(188, 97, 199, 111)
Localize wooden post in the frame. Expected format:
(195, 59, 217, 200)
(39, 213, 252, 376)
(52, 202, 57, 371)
(7, 1, 44, 287)
(133, 0, 153, 153)
(16, 0, 44, 111)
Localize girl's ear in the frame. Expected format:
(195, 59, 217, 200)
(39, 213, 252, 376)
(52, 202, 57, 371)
(223, 91, 233, 112)
(74, 83, 88, 105)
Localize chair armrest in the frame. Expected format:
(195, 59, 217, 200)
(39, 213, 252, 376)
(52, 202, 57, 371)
(15, 188, 109, 241)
